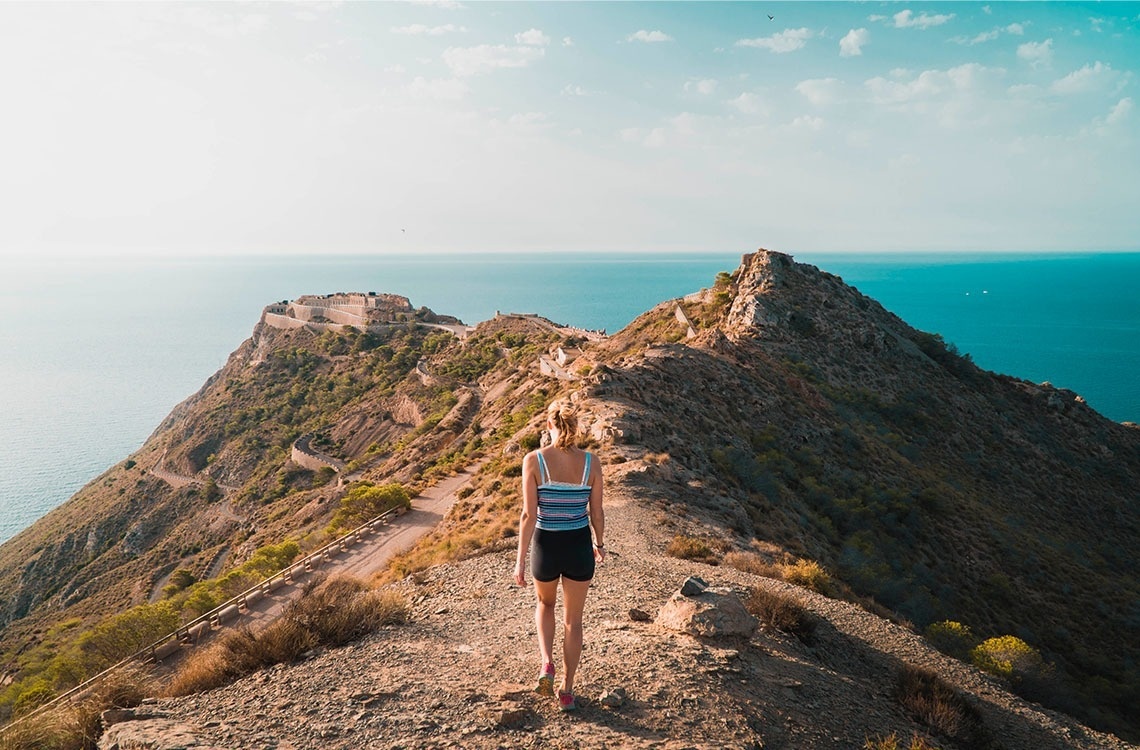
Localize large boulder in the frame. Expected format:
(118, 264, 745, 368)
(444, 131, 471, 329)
(656, 577, 758, 638)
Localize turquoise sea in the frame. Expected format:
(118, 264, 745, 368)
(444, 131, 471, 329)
(1, 252, 1137, 544)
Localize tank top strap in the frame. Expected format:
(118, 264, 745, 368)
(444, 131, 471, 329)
(580, 451, 592, 485)
(535, 452, 551, 485)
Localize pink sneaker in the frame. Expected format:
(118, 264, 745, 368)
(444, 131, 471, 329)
(558, 689, 578, 712)
(535, 663, 555, 695)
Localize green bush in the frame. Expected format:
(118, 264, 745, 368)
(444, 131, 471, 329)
(925, 620, 978, 661)
(327, 483, 411, 534)
(971, 635, 1044, 682)
(781, 558, 833, 595)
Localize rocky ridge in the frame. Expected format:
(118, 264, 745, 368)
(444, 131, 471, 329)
(3, 250, 1138, 748)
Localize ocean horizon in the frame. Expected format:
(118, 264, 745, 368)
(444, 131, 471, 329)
(1, 250, 1137, 545)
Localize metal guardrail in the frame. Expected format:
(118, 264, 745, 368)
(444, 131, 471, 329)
(0, 503, 408, 735)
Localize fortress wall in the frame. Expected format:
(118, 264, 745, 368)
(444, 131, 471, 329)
(291, 445, 334, 472)
(289, 303, 317, 323)
(292, 434, 347, 473)
(263, 313, 309, 331)
(320, 307, 369, 327)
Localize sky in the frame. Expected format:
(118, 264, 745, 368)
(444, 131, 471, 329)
(0, 1, 1137, 257)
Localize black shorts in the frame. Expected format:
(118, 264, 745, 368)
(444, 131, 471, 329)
(531, 526, 595, 583)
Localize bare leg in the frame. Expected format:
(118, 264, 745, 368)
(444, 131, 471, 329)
(533, 578, 558, 669)
(559, 577, 592, 694)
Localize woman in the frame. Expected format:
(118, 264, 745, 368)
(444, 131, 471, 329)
(513, 399, 605, 712)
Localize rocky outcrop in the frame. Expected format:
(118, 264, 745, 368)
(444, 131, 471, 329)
(656, 576, 758, 638)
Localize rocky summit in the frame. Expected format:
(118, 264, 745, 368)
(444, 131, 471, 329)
(2, 250, 1138, 749)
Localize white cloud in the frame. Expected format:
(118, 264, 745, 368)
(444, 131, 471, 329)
(562, 36, 573, 47)
(442, 44, 544, 76)
(839, 28, 869, 57)
(671, 112, 700, 137)
(562, 84, 589, 96)
(515, 28, 549, 46)
(790, 115, 824, 131)
(622, 126, 668, 147)
(177, 7, 268, 38)
(728, 92, 764, 114)
(391, 23, 467, 36)
(868, 14, 887, 22)
(1107, 97, 1133, 125)
(1050, 62, 1123, 95)
(960, 30, 999, 44)
(384, 64, 407, 74)
(1089, 17, 1105, 33)
(1085, 97, 1134, 137)
(953, 21, 1029, 45)
(736, 28, 814, 53)
(796, 78, 840, 106)
(627, 30, 673, 43)
(983, 5, 992, 14)
(865, 63, 990, 104)
(507, 112, 550, 133)
(1017, 39, 1053, 68)
(407, 76, 469, 100)
(893, 10, 955, 29)
(619, 127, 642, 143)
(685, 78, 718, 95)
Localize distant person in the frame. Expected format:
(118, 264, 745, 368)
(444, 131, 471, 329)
(513, 399, 606, 712)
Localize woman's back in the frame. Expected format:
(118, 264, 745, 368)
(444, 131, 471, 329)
(534, 448, 592, 531)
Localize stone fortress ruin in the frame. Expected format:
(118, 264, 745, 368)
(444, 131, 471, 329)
(262, 292, 470, 338)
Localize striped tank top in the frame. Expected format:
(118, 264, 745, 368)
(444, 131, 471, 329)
(534, 451, 593, 532)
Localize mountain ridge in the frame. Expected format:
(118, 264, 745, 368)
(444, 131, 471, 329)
(2, 249, 1138, 746)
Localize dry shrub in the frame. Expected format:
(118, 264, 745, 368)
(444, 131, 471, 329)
(780, 558, 833, 595)
(863, 732, 939, 750)
(665, 535, 719, 564)
(288, 577, 409, 647)
(896, 664, 988, 745)
(165, 639, 244, 697)
(1, 665, 155, 750)
(745, 587, 816, 642)
(166, 575, 410, 698)
(723, 551, 781, 577)
(0, 714, 67, 750)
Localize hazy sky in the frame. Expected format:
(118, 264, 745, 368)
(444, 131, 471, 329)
(1, 1, 1138, 257)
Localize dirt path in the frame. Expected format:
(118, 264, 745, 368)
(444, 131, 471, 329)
(154, 465, 479, 672)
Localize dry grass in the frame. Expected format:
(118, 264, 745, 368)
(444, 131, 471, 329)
(0, 665, 154, 750)
(723, 551, 781, 577)
(863, 732, 940, 750)
(896, 664, 989, 745)
(744, 587, 817, 642)
(165, 575, 410, 698)
(665, 535, 720, 564)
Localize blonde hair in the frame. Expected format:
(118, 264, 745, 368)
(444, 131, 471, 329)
(547, 400, 579, 449)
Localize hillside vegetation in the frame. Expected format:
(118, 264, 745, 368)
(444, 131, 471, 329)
(1, 250, 1137, 745)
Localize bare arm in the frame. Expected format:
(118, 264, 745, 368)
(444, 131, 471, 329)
(588, 453, 605, 561)
(513, 452, 540, 586)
